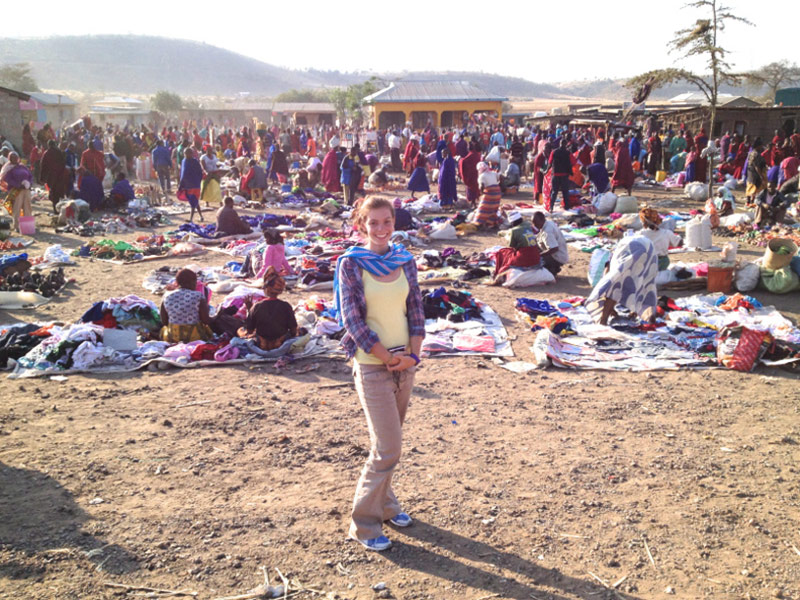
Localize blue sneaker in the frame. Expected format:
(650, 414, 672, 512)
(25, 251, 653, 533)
(389, 512, 412, 527)
(352, 534, 392, 551)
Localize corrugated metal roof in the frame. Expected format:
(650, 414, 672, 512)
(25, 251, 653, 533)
(0, 85, 30, 101)
(25, 92, 77, 106)
(364, 81, 507, 103)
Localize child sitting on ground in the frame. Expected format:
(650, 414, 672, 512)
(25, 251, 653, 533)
(255, 228, 294, 278)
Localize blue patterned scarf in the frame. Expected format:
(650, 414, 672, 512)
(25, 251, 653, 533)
(333, 244, 415, 325)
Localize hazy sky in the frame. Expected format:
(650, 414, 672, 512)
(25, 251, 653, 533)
(7, 0, 796, 83)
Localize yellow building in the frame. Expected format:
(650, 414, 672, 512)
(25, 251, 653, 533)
(364, 81, 506, 129)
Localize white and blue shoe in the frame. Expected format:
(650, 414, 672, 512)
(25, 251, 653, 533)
(351, 534, 392, 551)
(389, 512, 413, 527)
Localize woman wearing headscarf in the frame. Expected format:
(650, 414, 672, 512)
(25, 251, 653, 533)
(610, 138, 634, 195)
(160, 269, 213, 343)
(586, 236, 658, 326)
(458, 142, 481, 206)
(471, 162, 502, 228)
(437, 148, 457, 206)
(638, 207, 681, 271)
(238, 267, 297, 351)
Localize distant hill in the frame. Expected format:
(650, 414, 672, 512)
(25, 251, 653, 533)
(0, 35, 756, 102)
(0, 35, 325, 96)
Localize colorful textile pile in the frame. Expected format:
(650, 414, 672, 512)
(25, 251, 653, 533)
(515, 298, 575, 335)
(529, 293, 800, 371)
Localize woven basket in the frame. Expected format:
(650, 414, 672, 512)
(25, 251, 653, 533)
(763, 238, 798, 270)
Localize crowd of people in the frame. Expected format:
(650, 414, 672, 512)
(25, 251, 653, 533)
(3, 107, 800, 555)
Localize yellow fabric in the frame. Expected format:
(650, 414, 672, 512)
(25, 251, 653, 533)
(160, 323, 212, 344)
(201, 178, 222, 205)
(355, 269, 410, 365)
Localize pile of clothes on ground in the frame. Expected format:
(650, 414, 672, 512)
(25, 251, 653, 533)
(72, 236, 204, 263)
(6, 292, 340, 377)
(420, 288, 512, 357)
(416, 248, 494, 284)
(175, 213, 294, 240)
(516, 292, 800, 372)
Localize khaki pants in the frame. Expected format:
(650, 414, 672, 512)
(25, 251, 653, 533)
(349, 362, 415, 541)
(12, 188, 32, 232)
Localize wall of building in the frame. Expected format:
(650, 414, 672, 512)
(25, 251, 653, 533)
(370, 101, 503, 129)
(662, 107, 800, 141)
(0, 91, 24, 152)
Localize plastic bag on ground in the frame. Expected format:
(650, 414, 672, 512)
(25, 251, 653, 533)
(735, 261, 760, 292)
(429, 221, 457, 240)
(593, 192, 617, 215)
(684, 182, 708, 202)
(503, 267, 556, 288)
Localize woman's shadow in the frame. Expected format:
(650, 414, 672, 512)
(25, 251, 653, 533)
(0, 461, 138, 579)
(382, 520, 643, 600)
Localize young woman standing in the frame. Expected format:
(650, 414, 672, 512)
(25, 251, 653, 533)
(334, 196, 425, 551)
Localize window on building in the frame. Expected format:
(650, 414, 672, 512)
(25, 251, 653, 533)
(734, 121, 746, 136)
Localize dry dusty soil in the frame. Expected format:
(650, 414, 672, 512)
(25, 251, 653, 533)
(1, 182, 799, 600)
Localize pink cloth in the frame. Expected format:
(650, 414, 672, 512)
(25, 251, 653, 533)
(255, 244, 294, 279)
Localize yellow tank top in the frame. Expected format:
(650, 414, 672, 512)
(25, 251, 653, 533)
(355, 269, 410, 365)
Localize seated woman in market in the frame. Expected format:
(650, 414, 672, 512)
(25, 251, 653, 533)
(76, 166, 105, 212)
(108, 172, 135, 207)
(637, 207, 681, 271)
(492, 211, 541, 284)
(238, 267, 298, 351)
(160, 268, 214, 343)
(711, 186, 735, 217)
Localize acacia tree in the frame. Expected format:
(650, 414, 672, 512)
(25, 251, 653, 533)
(627, 0, 751, 193)
(331, 77, 383, 125)
(742, 60, 800, 103)
(0, 63, 40, 91)
(151, 90, 183, 114)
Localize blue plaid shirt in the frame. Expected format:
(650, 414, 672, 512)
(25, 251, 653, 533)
(338, 257, 425, 359)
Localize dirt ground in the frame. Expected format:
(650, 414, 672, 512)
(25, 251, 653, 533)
(1, 181, 799, 600)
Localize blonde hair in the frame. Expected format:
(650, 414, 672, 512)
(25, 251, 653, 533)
(352, 196, 395, 234)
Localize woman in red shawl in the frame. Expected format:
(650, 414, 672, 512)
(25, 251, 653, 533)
(611, 138, 634, 194)
(402, 139, 419, 175)
(694, 128, 708, 151)
(458, 142, 481, 205)
(321, 147, 341, 193)
(731, 137, 749, 179)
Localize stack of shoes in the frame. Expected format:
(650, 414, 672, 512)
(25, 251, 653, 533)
(0, 268, 67, 297)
